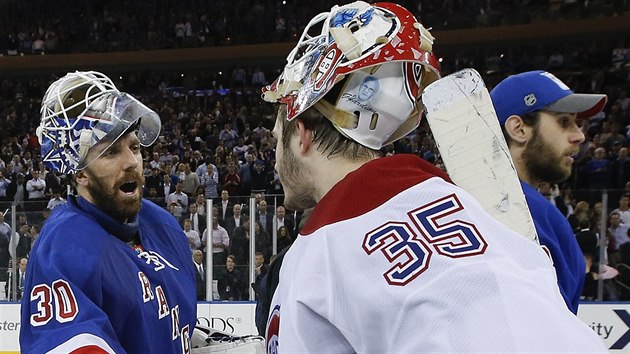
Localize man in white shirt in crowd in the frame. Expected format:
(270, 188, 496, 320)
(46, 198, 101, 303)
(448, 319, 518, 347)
(46, 189, 67, 210)
(26, 170, 46, 200)
(167, 180, 189, 212)
(202, 216, 229, 266)
(183, 219, 201, 253)
(609, 212, 630, 265)
(612, 194, 630, 225)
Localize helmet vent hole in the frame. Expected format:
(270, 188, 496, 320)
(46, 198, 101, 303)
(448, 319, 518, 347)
(369, 113, 379, 130)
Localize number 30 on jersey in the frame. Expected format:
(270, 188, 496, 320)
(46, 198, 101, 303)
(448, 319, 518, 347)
(363, 194, 487, 286)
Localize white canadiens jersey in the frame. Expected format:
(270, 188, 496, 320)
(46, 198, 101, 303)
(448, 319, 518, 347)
(266, 155, 606, 353)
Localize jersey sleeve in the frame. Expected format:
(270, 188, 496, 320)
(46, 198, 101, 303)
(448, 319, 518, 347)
(20, 222, 126, 354)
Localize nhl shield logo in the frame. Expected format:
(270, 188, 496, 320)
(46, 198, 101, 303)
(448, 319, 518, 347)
(523, 93, 537, 107)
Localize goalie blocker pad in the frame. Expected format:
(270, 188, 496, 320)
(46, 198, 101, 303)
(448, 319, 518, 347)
(422, 68, 539, 243)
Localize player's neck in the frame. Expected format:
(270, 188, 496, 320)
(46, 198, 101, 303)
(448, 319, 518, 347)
(311, 154, 377, 203)
(511, 151, 539, 187)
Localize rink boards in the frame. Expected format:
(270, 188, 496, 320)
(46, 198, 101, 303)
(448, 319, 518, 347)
(1, 302, 630, 353)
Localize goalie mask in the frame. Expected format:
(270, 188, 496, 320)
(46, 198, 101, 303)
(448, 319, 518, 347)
(37, 71, 161, 173)
(262, 1, 440, 149)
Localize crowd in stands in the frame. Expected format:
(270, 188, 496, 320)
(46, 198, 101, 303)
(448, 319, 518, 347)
(0, 0, 630, 301)
(0, 0, 628, 55)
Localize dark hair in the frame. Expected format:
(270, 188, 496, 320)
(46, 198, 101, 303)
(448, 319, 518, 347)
(278, 105, 380, 161)
(501, 111, 541, 147)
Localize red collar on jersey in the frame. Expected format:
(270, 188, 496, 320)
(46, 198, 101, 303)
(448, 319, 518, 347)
(300, 154, 451, 235)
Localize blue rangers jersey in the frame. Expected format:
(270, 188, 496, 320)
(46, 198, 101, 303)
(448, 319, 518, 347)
(20, 196, 197, 353)
(521, 181, 585, 314)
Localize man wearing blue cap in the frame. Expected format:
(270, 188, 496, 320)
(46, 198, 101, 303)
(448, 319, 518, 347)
(490, 70, 607, 314)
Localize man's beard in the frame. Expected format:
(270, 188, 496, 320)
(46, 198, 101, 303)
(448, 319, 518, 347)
(87, 171, 144, 222)
(278, 146, 316, 212)
(522, 128, 571, 184)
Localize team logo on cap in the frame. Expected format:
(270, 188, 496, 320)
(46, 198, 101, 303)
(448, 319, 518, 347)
(524, 93, 537, 106)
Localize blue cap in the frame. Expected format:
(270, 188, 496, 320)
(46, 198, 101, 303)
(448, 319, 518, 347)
(490, 70, 607, 125)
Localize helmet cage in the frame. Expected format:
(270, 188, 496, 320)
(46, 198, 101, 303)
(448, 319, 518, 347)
(38, 71, 160, 173)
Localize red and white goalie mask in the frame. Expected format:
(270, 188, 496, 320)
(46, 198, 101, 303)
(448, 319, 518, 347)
(262, 1, 440, 149)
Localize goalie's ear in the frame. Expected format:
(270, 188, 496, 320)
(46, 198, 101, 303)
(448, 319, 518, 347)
(503, 114, 532, 145)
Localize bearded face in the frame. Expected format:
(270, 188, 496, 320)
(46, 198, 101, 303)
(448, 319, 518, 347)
(85, 167, 144, 221)
(79, 133, 145, 221)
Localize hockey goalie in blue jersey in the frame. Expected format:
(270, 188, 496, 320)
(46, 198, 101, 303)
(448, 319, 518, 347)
(20, 71, 197, 353)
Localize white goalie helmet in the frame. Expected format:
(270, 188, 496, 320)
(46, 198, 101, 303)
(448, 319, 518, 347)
(262, 1, 440, 149)
(37, 71, 161, 173)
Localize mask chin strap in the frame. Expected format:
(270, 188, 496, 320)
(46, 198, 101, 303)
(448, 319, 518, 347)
(382, 104, 421, 146)
(314, 99, 359, 129)
(77, 129, 97, 170)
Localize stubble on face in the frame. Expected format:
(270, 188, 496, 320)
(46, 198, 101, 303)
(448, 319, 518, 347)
(277, 138, 317, 211)
(274, 110, 317, 212)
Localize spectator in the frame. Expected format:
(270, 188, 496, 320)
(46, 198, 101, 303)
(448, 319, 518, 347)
(584, 147, 610, 202)
(189, 150, 204, 171)
(253, 220, 271, 261)
(224, 203, 244, 237)
(44, 169, 63, 196)
(251, 67, 267, 87)
(221, 161, 241, 197)
(196, 194, 207, 216)
(192, 249, 206, 301)
(239, 153, 256, 195)
(610, 147, 630, 195)
(186, 202, 206, 236)
(230, 215, 250, 264)
(202, 216, 229, 265)
(16, 257, 27, 300)
(232, 137, 248, 162)
(252, 251, 268, 300)
(144, 166, 163, 195)
(0, 174, 10, 201)
(275, 205, 294, 237)
(608, 212, 630, 266)
(162, 173, 174, 200)
(180, 163, 200, 197)
(612, 194, 630, 225)
(219, 123, 238, 148)
(7, 173, 27, 208)
(25, 170, 45, 200)
(199, 158, 219, 200)
(0, 212, 11, 283)
(250, 160, 268, 194)
(167, 180, 188, 217)
(46, 189, 66, 210)
(568, 200, 591, 231)
(217, 190, 233, 221)
(217, 254, 243, 301)
(276, 225, 293, 253)
(183, 219, 201, 252)
(256, 200, 272, 234)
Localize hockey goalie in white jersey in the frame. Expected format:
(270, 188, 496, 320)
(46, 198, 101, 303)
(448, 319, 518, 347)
(260, 1, 607, 352)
